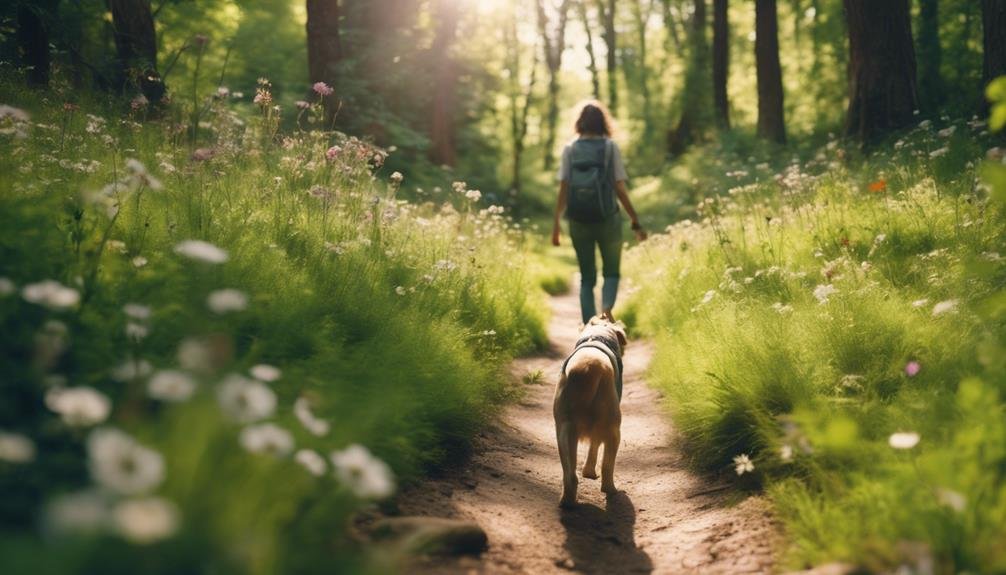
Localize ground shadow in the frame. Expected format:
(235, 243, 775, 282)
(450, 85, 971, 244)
(559, 490, 653, 574)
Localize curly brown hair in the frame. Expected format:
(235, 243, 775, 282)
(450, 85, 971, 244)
(574, 100, 614, 137)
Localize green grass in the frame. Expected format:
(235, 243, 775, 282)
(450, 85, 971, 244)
(0, 85, 546, 574)
(622, 120, 1006, 572)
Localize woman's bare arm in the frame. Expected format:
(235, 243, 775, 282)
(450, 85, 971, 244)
(615, 181, 647, 241)
(551, 181, 569, 246)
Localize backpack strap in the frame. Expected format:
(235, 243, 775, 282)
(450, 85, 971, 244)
(603, 138, 613, 182)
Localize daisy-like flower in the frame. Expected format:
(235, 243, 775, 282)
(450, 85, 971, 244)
(331, 444, 395, 499)
(813, 284, 838, 304)
(45, 387, 112, 427)
(733, 454, 754, 475)
(216, 374, 276, 423)
(147, 370, 197, 402)
(174, 240, 229, 264)
(21, 280, 80, 310)
(295, 449, 327, 476)
(239, 423, 294, 456)
(932, 299, 958, 317)
(87, 428, 165, 495)
(888, 431, 920, 449)
(249, 364, 281, 382)
(294, 397, 330, 436)
(113, 497, 180, 544)
(0, 431, 36, 463)
(207, 289, 248, 314)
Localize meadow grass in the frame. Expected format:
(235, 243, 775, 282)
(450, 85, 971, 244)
(0, 83, 546, 574)
(622, 119, 1006, 572)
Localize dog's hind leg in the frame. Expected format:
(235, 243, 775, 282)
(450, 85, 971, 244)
(600, 429, 620, 495)
(582, 438, 599, 479)
(557, 421, 579, 507)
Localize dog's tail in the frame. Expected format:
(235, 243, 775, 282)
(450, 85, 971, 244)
(556, 361, 602, 429)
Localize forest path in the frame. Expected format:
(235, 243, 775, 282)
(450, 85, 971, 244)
(397, 288, 779, 574)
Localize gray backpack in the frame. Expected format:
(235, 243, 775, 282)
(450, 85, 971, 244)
(566, 138, 618, 223)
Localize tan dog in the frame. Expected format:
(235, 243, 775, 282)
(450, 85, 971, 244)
(553, 315, 627, 507)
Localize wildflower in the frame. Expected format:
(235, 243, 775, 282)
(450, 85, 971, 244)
(325, 145, 341, 161)
(911, 299, 929, 309)
(465, 189, 482, 202)
(918, 119, 932, 129)
(215, 86, 230, 98)
(45, 491, 112, 535)
(295, 449, 327, 476)
(888, 431, 920, 449)
(867, 180, 887, 193)
(125, 322, 149, 341)
(207, 289, 248, 314)
(771, 302, 793, 314)
(253, 89, 272, 107)
(813, 284, 838, 304)
(452, 181, 467, 194)
(779, 445, 793, 462)
(312, 82, 334, 97)
(331, 444, 395, 499)
(0, 277, 14, 296)
(87, 428, 165, 495)
(929, 147, 949, 159)
(174, 240, 228, 264)
(904, 361, 921, 377)
(700, 290, 716, 305)
(217, 374, 276, 423)
(45, 387, 112, 427)
(177, 337, 213, 373)
(390, 171, 404, 185)
(932, 299, 958, 317)
(937, 125, 956, 138)
(395, 286, 407, 296)
(0, 431, 36, 463)
(239, 423, 294, 456)
(0, 104, 30, 122)
(191, 148, 215, 162)
(147, 370, 197, 402)
(113, 497, 180, 544)
(249, 364, 281, 382)
(124, 303, 152, 321)
(124, 158, 163, 191)
(112, 358, 153, 382)
(936, 488, 966, 513)
(21, 280, 80, 310)
(733, 454, 754, 475)
(294, 397, 330, 437)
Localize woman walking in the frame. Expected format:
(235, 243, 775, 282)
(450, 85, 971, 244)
(551, 101, 646, 324)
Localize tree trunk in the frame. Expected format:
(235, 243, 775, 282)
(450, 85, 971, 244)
(16, 4, 50, 87)
(843, 0, 918, 142)
(630, 0, 654, 129)
(917, 0, 943, 114)
(107, 0, 164, 102)
(428, 0, 460, 166)
(712, 0, 730, 128)
(538, 0, 572, 170)
(306, 0, 343, 125)
(668, 0, 710, 154)
(598, 0, 618, 111)
(983, 0, 1006, 114)
(756, 0, 785, 143)
(578, 1, 602, 99)
(508, 7, 540, 195)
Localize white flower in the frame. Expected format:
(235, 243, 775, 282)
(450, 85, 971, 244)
(929, 147, 949, 158)
(937, 125, 956, 138)
(113, 497, 180, 544)
(389, 171, 404, 184)
(395, 286, 406, 296)
(112, 358, 153, 382)
(936, 488, 966, 513)
(174, 240, 229, 264)
(132, 256, 148, 268)
(45, 490, 112, 535)
(147, 370, 197, 402)
(294, 397, 330, 436)
(239, 423, 294, 456)
(21, 280, 80, 310)
(87, 428, 165, 495)
(700, 290, 716, 305)
(733, 454, 755, 475)
(888, 431, 920, 449)
(932, 299, 958, 317)
(911, 298, 930, 309)
(0, 431, 36, 463)
(217, 374, 276, 423)
(125, 322, 149, 341)
(0, 277, 15, 296)
(771, 302, 793, 315)
(249, 364, 281, 382)
(45, 387, 112, 427)
(295, 449, 327, 476)
(207, 289, 248, 314)
(331, 444, 395, 499)
(123, 303, 152, 320)
(177, 337, 213, 373)
(779, 445, 793, 462)
(813, 284, 838, 304)
(465, 189, 482, 202)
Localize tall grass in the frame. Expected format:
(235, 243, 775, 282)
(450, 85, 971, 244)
(0, 80, 545, 574)
(623, 119, 1006, 572)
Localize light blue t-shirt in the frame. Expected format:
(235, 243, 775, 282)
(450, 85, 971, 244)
(557, 136, 628, 183)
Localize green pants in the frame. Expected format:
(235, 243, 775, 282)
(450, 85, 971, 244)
(569, 213, 623, 323)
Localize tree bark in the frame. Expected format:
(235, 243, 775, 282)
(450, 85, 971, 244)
(983, 0, 1006, 114)
(668, 0, 710, 154)
(306, 0, 343, 125)
(578, 1, 602, 99)
(428, 0, 460, 166)
(842, 0, 918, 142)
(917, 0, 943, 114)
(756, 0, 785, 143)
(538, 0, 572, 170)
(16, 3, 50, 87)
(712, 0, 730, 128)
(630, 0, 654, 128)
(597, 0, 618, 111)
(107, 0, 163, 101)
(508, 7, 540, 194)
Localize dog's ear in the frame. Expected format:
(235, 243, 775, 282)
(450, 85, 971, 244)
(613, 324, 627, 348)
(600, 311, 615, 322)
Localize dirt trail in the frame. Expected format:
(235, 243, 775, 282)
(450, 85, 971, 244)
(398, 290, 779, 574)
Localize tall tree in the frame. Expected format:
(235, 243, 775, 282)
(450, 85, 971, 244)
(107, 0, 164, 102)
(507, 5, 540, 194)
(577, 1, 601, 99)
(629, 0, 655, 129)
(917, 0, 943, 114)
(537, 0, 572, 170)
(668, 0, 711, 154)
(15, 2, 50, 87)
(712, 0, 730, 128)
(756, 0, 785, 142)
(597, 0, 618, 110)
(983, 0, 1006, 114)
(306, 0, 343, 125)
(428, 0, 460, 166)
(842, 0, 918, 141)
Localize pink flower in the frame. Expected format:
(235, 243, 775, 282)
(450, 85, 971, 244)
(905, 361, 921, 377)
(325, 146, 341, 161)
(296, 100, 310, 110)
(312, 82, 334, 97)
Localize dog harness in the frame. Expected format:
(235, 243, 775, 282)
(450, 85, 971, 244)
(560, 334, 624, 401)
